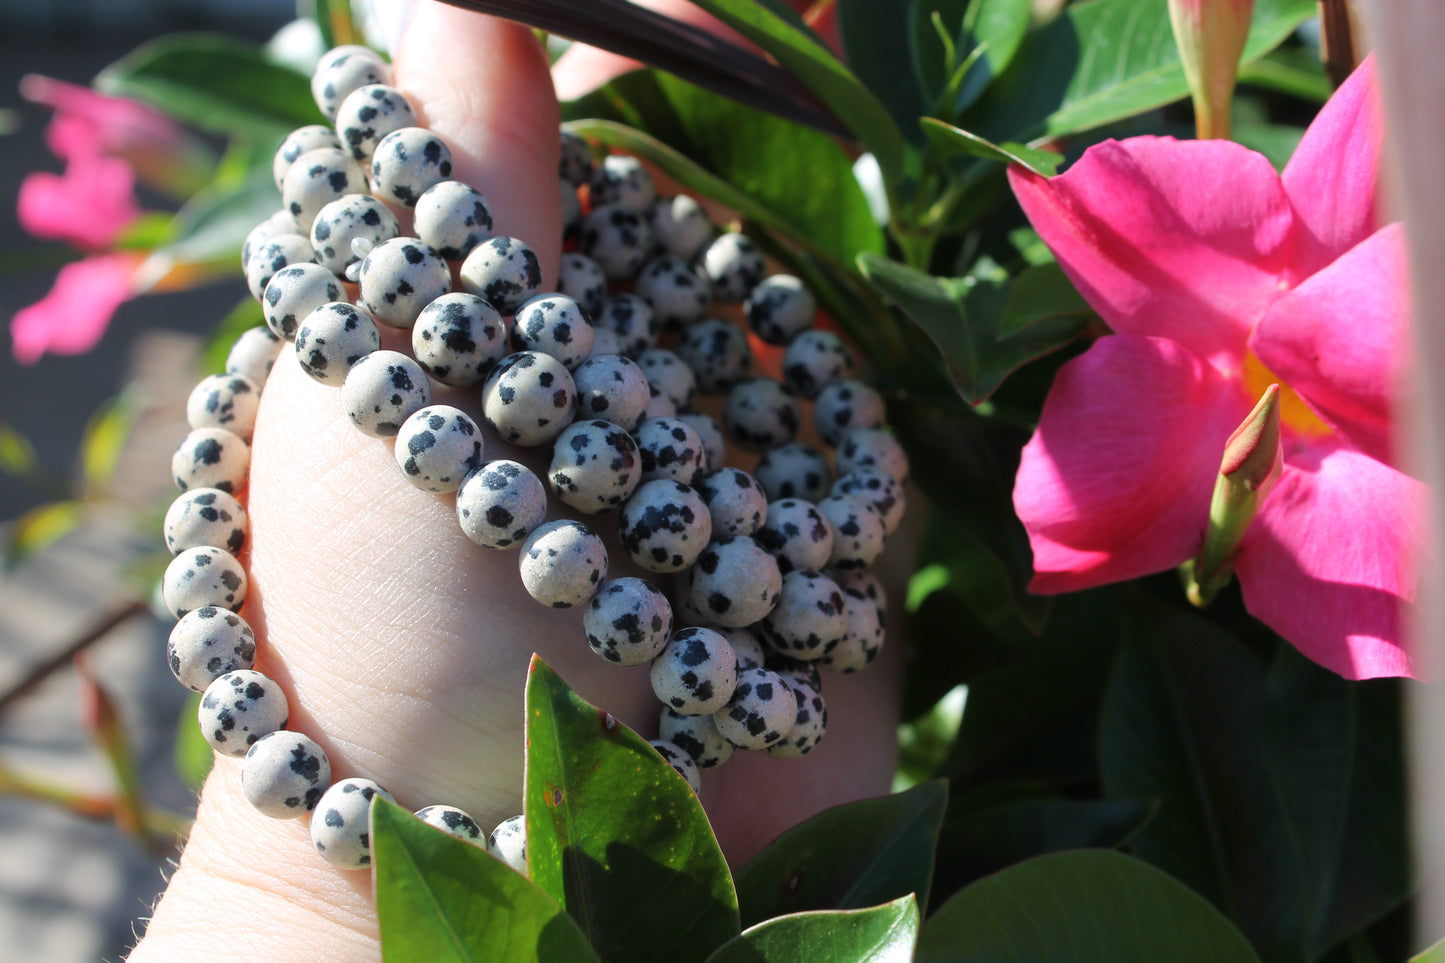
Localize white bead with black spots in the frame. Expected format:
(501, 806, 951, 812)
(836, 427, 910, 483)
(395, 405, 485, 493)
(481, 351, 577, 447)
(547, 419, 640, 513)
(814, 380, 887, 446)
(488, 814, 527, 874)
(310, 193, 399, 275)
(677, 319, 751, 394)
(756, 498, 834, 575)
(831, 568, 887, 617)
(648, 194, 713, 260)
(335, 83, 417, 162)
(682, 535, 782, 628)
(456, 459, 548, 549)
(559, 129, 593, 187)
(817, 494, 886, 571)
(635, 255, 710, 329)
(295, 301, 381, 386)
(589, 154, 656, 210)
(273, 124, 343, 188)
(712, 667, 795, 750)
(243, 210, 302, 273)
(164, 487, 247, 556)
(167, 606, 256, 692)
(572, 354, 651, 432)
(519, 519, 608, 608)
(312, 778, 394, 869)
(341, 349, 431, 438)
(763, 678, 827, 758)
(591, 327, 624, 357)
(716, 626, 767, 670)
(556, 252, 607, 320)
(512, 293, 595, 369)
(358, 236, 451, 329)
(782, 329, 855, 400)
(694, 468, 767, 538)
(198, 669, 287, 757)
(581, 203, 653, 282)
(767, 653, 823, 695)
(648, 739, 702, 794)
(745, 274, 816, 344)
(701, 232, 765, 303)
(595, 293, 657, 357)
(650, 626, 739, 716)
(246, 234, 315, 301)
(414, 179, 493, 261)
(264, 262, 345, 340)
(225, 325, 283, 386)
(411, 292, 507, 388)
(172, 426, 249, 494)
(659, 707, 734, 770)
(676, 413, 726, 476)
(311, 45, 391, 121)
(459, 235, 543, 314)
(832, 468, 906, 535)
(634, 416, 706, 485)
(637, 348, 697, 412)
(819, 582, 886, 674)
(645, 389, 677, 420)
(759, 570, 848, 661)
(370, 126, 453, 207)
(414, 805, 486, 846)
(723, 377, 800, 453)
(186, 373, 261, 442)
(282, 147, 367, 231)
(162, 546, 247, 619)
(584, 577, 673, 666)
(755, 442, 831, 503)
(241, 730, 331, 819)
(618, 479, 712, 574)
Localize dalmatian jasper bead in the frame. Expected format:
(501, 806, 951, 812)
(595, 294, 657, 358)
(584, 576, 673, 665)
(242, 730, 331, 819)
(312, 777, 394, 869)
(635, 256, 710, 329)
(591, 327, 624, 357)
(310, 193, 399, 275)
(197, 669, 287, 756)
(759, 570, 848, 661)
(414, 805, 486, 846)
(648, 739, 702, 794)
(172, 426, 249, 494)
(756, 498, 834, 575)
(676, 413, 727, 476)
(358, 237, 451, 329)
(763, 678, 827, 758)
(571, 354, 651, 432)
(243, 210, 302, 273)
(634, 417, 706, 486)
(547, 419, 640, 513)
(637, 348, 696, 411)
(459, 235, 543, 315)
(817, 495, 886, 571)
(186, 373, 261, 441)
(581, 204, 653, 282)
(755, 442, 831, 503)
(341, 349, 431, 438)
(677, 319, 751, 394)
(456, 459, 548, 549)
(335, 83, 418, 162)
(837, 427, 910, 483)
(519, 519, 608, 608)
(395, 405, 485, 493)
(273, 124, 343, 189)
(246, 234, 315, 301)
(618, 479, 712, 574)
(767, 652, 823, 695)
(648, 194, 713, 261)
(414, 180, 493, 261)
(701, 232, 766, 303)
(282, 147, 367, 231)
(559, 128, 593, 187)
(370, 127, 453, 207)
(590, 153, 656, 210)
(488, 814, 527, 874)
(716, 626, 767, 670)
(814, 380, 887, 446)
(311, 44, 391, 121)
(682, 535, 782, 628)
(295, 301, 381, 386)
(712, 667, 795, 750)
(831, 568, 886, 617)
(164, 487, 247, 555)
(724, 377, 801, 453)
(645, 389, 677, 420)
(481, 351, 577, 447)
(650, 626, 739, 716)
(832, 468, 906, 535)
(659, 707, 734, 770)
(670, 581, 714, 629)
(745, 274, 816, 345)
(819, 582, 886, 674)
(556, 252, 607, 320)
(163, 546, 247, 619)
(512, 293, 595, 369)
(411, 292, 507, 387)
(167, 606, 256, 692)
(782, 329, 854, 400)
(264, 262, 345, 341)
(694, 468, 767, 539)
(225, 325, 283, 386)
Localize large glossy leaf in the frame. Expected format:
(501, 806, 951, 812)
(145, 170, 281, 283)
(97, 34, 324, 135)
(524, 657, 738, 963)
(734, 782, 947, 927)
(917, 850, 1262, 962)
(373, 798, 601, 963)
(705, 896, 919, 963)
(837, 0, 930, 144)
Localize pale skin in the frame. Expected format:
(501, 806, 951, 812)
(129, 4, 902, 960)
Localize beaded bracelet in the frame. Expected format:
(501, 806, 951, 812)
(160, 42, 908, 872)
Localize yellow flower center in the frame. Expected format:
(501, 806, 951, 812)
(1241, 351, 1333, 440)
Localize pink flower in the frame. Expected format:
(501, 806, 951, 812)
(18, 151, 139, 249)
(1008, 57, 1422, 680)
(11, 254, 140, 364)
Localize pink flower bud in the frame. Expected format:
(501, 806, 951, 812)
(1168, 0, 1255, 139)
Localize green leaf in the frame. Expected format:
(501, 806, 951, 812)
(1238, 47, 1333, 104)
(735, 782, 947, 927)
(5, 501, 83, 569)
(154, 170, 281, 276)
(837, 0, 930, 144)
(920, 118, 1061, 176)
(373, 797, 601, 963)
(524, 656, 739, 963)
(80, 390, 140, 490)
(705, 896, 918, 963)
(97, 34, 324, 136)
(1000, 262, 1093, 332)
(0, 422, 38, 478)
(948, 0, 1033, 115)
(1412, 938, 1445, 963)
(173, 692, 213, 792)
(306, 0, 363, 49)
(917, 850, 1262, 962)
(858, 254, 1086, 404)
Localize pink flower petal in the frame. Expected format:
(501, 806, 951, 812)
(1251, 223, 1407, 466)
(11, 253, 138, 364)
(21, 74, 182, 160)
(1235, 440, 1421, 679)
(17, 152, 139, 249)
(1015, 334, 1250, 593)
(1008, 137, 1293, 373)
(1281, 56, 1383, 277)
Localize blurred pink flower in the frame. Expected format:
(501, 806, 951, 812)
(1008, 57, 1422, 679)
(11, 253, 141, 364)
(18, 151, 139, 249)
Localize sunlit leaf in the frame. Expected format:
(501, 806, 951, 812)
(920, 118, 1061, 176)
(80, 390, 140, 490)
(5, 501, 83, 569)
(704, 896, 919, 963)
(173, 692, 213, 792)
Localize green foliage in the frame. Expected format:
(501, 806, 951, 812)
(173, 693, 213, 792)
(704, 896, 918, 963)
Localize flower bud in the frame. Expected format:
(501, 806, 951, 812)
(1168, 0, 1255, 140)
